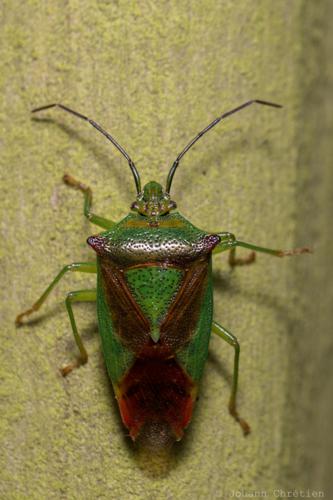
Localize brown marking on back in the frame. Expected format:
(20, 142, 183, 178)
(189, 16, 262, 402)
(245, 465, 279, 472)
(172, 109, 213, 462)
(123, 218, 186, 229)
(159, 258, 209, 351)
(100, 255, 209, 355)
(123, 261, 182, 271)
(100, 259, 151, 353)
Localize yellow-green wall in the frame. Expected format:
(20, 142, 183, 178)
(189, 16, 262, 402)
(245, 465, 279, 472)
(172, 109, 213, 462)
(1, 1, 332, 498)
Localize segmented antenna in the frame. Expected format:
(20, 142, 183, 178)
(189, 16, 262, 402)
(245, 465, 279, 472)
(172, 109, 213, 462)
(166, 99, 282, 193)
(32, 103, 141, 194)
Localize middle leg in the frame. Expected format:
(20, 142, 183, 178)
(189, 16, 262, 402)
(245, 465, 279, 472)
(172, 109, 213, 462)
(16, 261, 97, 325)
(213, 231, 311, 266)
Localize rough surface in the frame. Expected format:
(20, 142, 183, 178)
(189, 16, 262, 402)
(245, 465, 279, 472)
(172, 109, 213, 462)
(1, 1, 332, 498)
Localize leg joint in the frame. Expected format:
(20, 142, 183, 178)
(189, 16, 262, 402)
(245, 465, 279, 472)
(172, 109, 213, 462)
(66, 291, 76, 303)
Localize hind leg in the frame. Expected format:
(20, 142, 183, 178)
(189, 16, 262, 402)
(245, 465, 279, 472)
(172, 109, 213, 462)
(61, 289, 97, 376)
(212, 320, 250, 436)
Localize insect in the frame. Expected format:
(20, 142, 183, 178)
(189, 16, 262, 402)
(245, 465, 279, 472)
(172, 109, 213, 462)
(16, 100, 311, 449)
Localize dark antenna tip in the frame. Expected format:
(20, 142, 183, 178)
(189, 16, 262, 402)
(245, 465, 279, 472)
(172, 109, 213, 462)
(32, 104, 57, 114)
(253, 99, 283, 108)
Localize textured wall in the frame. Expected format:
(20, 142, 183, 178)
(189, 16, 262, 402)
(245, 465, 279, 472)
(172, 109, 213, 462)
(1, 1, 332, 499)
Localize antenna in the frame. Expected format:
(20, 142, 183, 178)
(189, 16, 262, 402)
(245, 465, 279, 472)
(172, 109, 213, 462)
(32, 103, 141, 194)
(166, 99, 282, 193)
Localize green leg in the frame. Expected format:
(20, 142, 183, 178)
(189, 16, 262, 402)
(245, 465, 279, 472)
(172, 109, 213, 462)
(61, 289, 97, 376)
(213, 231, 312, 266)
(212, 320, 250, 436)
(63, 173, 115, 229)
(15, 262, 97, 325)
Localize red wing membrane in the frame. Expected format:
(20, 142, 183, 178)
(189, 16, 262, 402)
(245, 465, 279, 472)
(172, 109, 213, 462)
(118, 357, 196, 445)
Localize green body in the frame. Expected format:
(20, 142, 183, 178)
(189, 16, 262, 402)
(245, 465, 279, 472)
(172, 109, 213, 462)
(16, 103, 310, 446)
(93, 211, 216, 390)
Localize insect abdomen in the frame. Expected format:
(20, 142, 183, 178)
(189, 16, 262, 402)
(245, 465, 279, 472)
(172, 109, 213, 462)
(117, 357, 196, 447)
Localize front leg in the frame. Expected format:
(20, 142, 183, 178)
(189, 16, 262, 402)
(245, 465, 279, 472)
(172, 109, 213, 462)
(63, 174, 115, 229)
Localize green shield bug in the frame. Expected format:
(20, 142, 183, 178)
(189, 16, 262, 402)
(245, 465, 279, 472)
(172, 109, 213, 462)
(16, 100, 311, 449)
